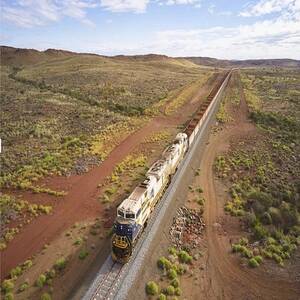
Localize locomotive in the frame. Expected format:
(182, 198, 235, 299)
(111, 133, 188, 263)
(111, 71, 231, 263)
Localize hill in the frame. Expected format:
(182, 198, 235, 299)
(1, 46, 300, 68)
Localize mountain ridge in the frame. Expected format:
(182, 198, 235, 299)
(1, 45, 300, 68)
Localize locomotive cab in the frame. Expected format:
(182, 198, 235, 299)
(111, 206, 142, 263)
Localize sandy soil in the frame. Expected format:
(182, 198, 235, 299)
(1, 72, 219, 285)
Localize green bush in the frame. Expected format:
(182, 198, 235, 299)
(167, 268, 177, 280)
(4, 293, 14, 300)
(2, 279, 14, 293)
(178, 250, 192, 264)
(54, 257, 67, 270)
(248, 258, 259, 268)
(46, 268, 56, 279)
(239, 237, 249, 246)
(146, 281, 159, 295)
(268, 207, 282, 226)
(168, 247, 177, 256)
(262, 249, 273, 259)
(18, 281, 29, 292)
(166, 285, 175, 296)
(254, 255, 263, 264)
(157, 257, 172, 270)
(158, 294, 166, 300)
(261, 212, 272, 225)
(41, 293, 52, 300)
(175, 287, 182, 296)
(22, 259, 33, 270)
(10, 266, 22, 278)
(272, 253, 283, 265)
(36, 274, 47, 288)
(171, 278, 179, 288)
(253, 222, 268, 240)
(175, 264, 186, 275)
(79, 249, 89, 260)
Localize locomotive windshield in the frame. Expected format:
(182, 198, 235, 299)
(118, 210, 125, 218)
(126, 213, 135, 219)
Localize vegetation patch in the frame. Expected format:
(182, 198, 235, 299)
(216, 69, 300, 267)
(145, 245, 193, 298)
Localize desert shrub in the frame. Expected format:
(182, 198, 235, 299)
(253, 222, 268, 240)
(158, 294, 167, 300)
(167, 268, 177, 280)
(4, 293, 14, 300)
(18, 281, 29, 292)
(254, 255, 263, 264)
(178, 250, 192, 264)
(171, 278, 179, 288)
(54, 257, 67, 270)
(79, 249, 89, 260)
(74, 237, 83, 245)
(35, 274, 47, 288)
(146, 281, 159, 295)
(168, 246, 177, 256)
(157, 257, 172, 270)
(280, 202, 298, 229)
(272, 253, 283, 265)
(175, 287, 182, 296)
(247, 190, 274, 208)
(41, 293, 52, 300)
(22, 259, 33, 270)
(166, 285, 175, 296)
(232, 244, 253, 258)
(262, 249, 273, 259)
(2, 279, 14, 293)
(244, 211, 257, 227)
(0, 242, 7, 250)
(10, 266, 22, 278)
(232, 244, 243, 253)
(196, 187, 203, 193)
(46, 268, 56, 279)
(175, 264, 186, 275)
(239, 237, 249, 246)
(248, 258, 259, 268)
(261, 212, 272, 225)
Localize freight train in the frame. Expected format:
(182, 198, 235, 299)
(111, 71, 231, 263)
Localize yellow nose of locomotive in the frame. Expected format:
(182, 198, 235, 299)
(111, 234, 132, 263)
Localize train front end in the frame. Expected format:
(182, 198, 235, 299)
(111, 205, 141, 263)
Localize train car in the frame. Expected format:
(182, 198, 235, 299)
(111, 133, 188, 263)
(111, 71, 231, 263)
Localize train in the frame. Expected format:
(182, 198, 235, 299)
(111, 71, 231, 263)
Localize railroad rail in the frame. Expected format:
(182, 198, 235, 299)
(82, 70, 232, 300)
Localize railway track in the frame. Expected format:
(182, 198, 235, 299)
(82, 71, 231, 300)
(83, 257, 123, 300)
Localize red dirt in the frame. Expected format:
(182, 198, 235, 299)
(1, 72, 218, 279)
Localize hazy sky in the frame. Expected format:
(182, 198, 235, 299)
(1, 0, 300, 59)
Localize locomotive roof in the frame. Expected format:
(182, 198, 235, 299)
(118, 198, 140, 214)
(129, 186, 146, 201)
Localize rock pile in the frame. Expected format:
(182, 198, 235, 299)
(169, 206, 205, 249)
(67, 155, 102, 175)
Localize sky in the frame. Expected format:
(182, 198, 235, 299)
(1, 0, 300, 59)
